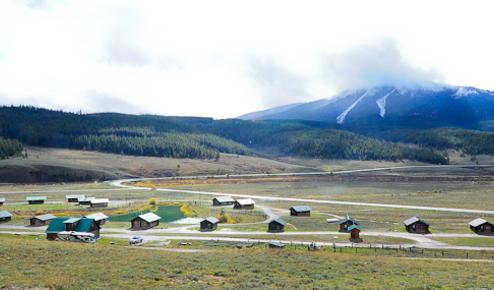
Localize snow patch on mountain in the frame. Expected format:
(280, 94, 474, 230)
(454, 87, 480, 98)
(336, 90, 372, 124)
(375, 89, 396, 118)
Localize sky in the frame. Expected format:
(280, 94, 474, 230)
(0, 0, 493, 118)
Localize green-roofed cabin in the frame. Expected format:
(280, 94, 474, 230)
(46, 217, 100, 240)
(26, 196, 47, 205)
(339, 216, 359, 233)
(290, 206, 311, 216)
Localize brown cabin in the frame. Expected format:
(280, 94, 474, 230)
(348, 225, 363, 243)
(233, 199, 255, 210)
(404, 216, 430, 234)
(268, 218, 286, 233)
(290, 206, 311, 217)
(200, 217, 219, 232)
(90, 199, 109, 208)
(469, 218, 494, 235)
(30, 214, 56, 227)
(0, 211, 12, 223)
(131, 212, 161, 230)
(212, 197, 235, 206)
(0, 198, 5, 206)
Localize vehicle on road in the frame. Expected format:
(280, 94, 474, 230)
(129, 236, 143, 245)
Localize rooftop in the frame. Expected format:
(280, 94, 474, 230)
(90, 198, 109, 204)
(203, 217, 219, 224)
(33, 214, 57, 221)
(26, 196, 47, 201)
(469, 218, 490, 227)
(136, 212, 161, 223)
(235, 198, 255, 205)
(214, 196, 235, 203)
(270, 218, 286, 226)
(66, 194, 85, 199)
(85, 212, 109, 221)
(0, 211, 12, 219)
(63, 217, 81, 224)
(403, 216, 428, 226)
(290, 205, 312, 212)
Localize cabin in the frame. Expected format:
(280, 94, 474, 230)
(0, 211, 12, 223)
(0, 197, 5, 206)
(212, 196, 235, 206)
(233, 198, 255, 210)
(78, 197, 95, 206)
(404, 216, 430, 234)
(90, 198, 109, 208)
(30, 214, 56, 227)
(268, 241, 285, 249)
(290, 206, 311, 216)
(348, 224, 363, 243)
(469, 218, 494, 235)
(26, 196, 47, 205)
(268, 218, 286, 233)
(66, 194, 85, 203)
(200, 217, 219, 232)
(85, 212, 109, 226)
(338, 215, 360, 233)
(131, 212, 161, 230)
(46, 217, 100, 240)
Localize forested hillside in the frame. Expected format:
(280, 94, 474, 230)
(2, 105, 490, 164)
(0, 137, 23, 159)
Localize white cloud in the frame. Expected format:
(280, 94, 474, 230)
(0, 0, 493, 118)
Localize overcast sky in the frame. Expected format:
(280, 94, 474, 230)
(0, 0, 493, 118)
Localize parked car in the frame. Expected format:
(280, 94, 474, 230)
(129, 236, 143, 245)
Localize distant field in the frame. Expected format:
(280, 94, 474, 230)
(1, 235, 493, 289)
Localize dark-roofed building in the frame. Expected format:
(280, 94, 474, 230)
(90, 198, 109, 208)
(46, 217, 101, 240)
(0, 211, 12, 222)
(200, 217, 219, 232)
(26, 196, 47, 204)
(212, 196, 235, 206)
(30, 214, 56, 227)
(348, 224, 362, 243)
(78, 197, 95, 206)
(404, 216, 430, 234)
(268, 218, 286, 233)
(0, 198, 5, 206)
(233, 198, 255, 210)
(469, 218, 494, 235)
(339, 215, 360, 233)
(131, 212, 161, 230)
(66, 194, 85, 203)
(290, 206, 311, 216)
(85, 212, 109, 226)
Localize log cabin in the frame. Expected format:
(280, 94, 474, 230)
(469, 218, 494, 235)
(403, 216, 430, 234)
(290, 206, 311, 216)
(212, 196, 235, 206)
(0, 211, 12, 223)
(233, 198, 255, 210)
(131, 212, 161, 230)
(26, 196, 47, 204)
(268, 218, 286, 233)
(30, 214, 56, 227)
(200, 217, 219, 232)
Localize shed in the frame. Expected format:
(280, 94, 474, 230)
(0, 197, 5, 206)
(90, 198, 109, 208)
(338, 215, 360, 232)
(404, 216, 430, 234)
(268, 241, 285, 249)
(66, 194, 85, 203)
(348, 224, 363, 243)
(26, 196, 47, 204)
(131, 212, 161, 230)
(78, 197, 95, 206)
(85, 212, 109, 226)
(212, 196, 235, 206)
(30, 213, 56, 227)
(469, 218, 494, 235)
(268, 218, 286, 233)
(0, 211, 12, 222)
(233, 198, 255, 210)
(200, 217, 219, 232)
(290, 206, 311, 216)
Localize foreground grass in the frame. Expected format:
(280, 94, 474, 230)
(1, 235, 494, 289)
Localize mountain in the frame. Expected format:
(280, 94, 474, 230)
(239, 85, 494, 130)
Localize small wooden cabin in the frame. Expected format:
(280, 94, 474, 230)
(78, 197, 95, 206)
(66, 194, 85, 203)
(348, 224, 363, 243)
(338, 215, 360, 233)
(200, 217, 219, 232)
(46, 217, 100, 240)
(233, 199, 255, 210)
(0, 211, 12, 223)
(90, 198, 109, 208)
(131, 212, 161, 230)
(404, 216, 430, 234)
(268, 241, 285, 249)
(85, 212, 109, 226)
(0, 197, 5, 206)
(469, 218, 494, 235)
(26, 196, 47, 205)
(268, 218, 286, 233)
(212, 196, 235, 206)
(290, 206, 311, 216)
(30, 214, 56, 227)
